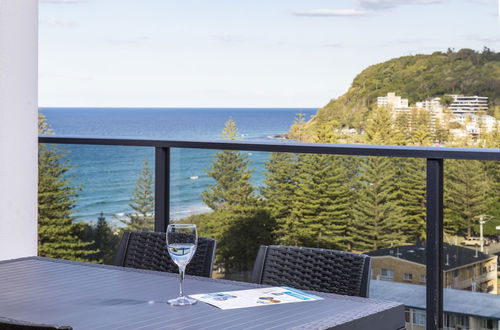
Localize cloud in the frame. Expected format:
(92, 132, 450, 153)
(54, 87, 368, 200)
(323, 43, 344, 48)
(292, 1, 441, 18)
(40, 0, 87, 4)
(374, 38, 432, 47)
(469, 0, 496, 5)
(39, 73, 93, 81)
(106, 36, 150, 45)
(211, 34, 244, 43)
(292, 9, 367, 17)
(40, 17, 77, 26)
(468, 35, 500, 43)
(355, 0, 443, 10)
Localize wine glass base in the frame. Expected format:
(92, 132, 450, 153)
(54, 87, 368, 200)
(168, 296, 197, 306)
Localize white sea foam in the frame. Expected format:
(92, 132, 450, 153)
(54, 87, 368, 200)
(170, 205, 212, 220)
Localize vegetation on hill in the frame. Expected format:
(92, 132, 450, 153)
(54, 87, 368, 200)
(292, 48, 500, 138)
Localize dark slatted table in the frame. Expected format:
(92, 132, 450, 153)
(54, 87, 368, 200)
(0, 257, 404, 330)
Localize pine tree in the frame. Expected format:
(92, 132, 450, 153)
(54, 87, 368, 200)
(290, 154, 351, 250)
(364, 106, 409, 145)
(352, 108, 407, 251)
(93, 212, 120, 264)
(397, 159, 427, 242)
(199, 119, 273, 274)
(481, 126, 500, 221)
(38, 114, 97, 261)
(312, 120, 340, 143)
(288, 113, 308, 140)
(202, 119, 256, 210)
(394, 112, 412, 143)
(122, 161, 155, 232)
(445, 159, 490, 237)
(365, 107, 395, 144)
(412, 124, 432, 146)
(433, 118, 449, 144)
(262, 152, 299, 245)
(352, 156, 406, 251)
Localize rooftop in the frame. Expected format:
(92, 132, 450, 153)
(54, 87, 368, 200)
(367, 243, 495, 271)
(370, 280, 500, 320)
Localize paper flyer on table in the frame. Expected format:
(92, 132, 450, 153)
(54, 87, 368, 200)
(189, 286, 323, 310)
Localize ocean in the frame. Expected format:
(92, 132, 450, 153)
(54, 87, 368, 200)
(40, 107, 317, 224)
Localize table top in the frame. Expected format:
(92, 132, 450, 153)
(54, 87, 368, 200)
(0, 257, 404, 330)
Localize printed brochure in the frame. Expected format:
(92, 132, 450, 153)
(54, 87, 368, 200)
(189, 286, 323, 310)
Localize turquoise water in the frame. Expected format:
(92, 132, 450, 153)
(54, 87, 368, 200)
(40, 107, 316, 223)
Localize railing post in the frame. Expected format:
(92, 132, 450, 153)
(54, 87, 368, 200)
(155, 147, 170, 232)
(426, 158, 444, 330)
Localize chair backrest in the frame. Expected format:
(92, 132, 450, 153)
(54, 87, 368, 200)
(0, 317, 72, 330)
(114, 231, 216, 278)
(251, 245, 371, 297)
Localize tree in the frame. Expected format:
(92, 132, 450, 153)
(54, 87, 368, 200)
(290, 154, 352, 250)
(440, 95, 454, 106)
(262, 152, 299, 245)
(93, 212, 120, 264)
(38, 114, 97, 261)
(312, 120, 341, 143)
(351, 109, 408, 251)
(197, 119, 274, 274)
(394, 112, 412, 143)
(411, 124, 432, 146)
(288, 113, 308, 140)
(364, 106, 408, 145)
(433, 118, 449, 144)
(481, 126, 500, 222)
(410, 110, 432, 146)
(352, 156, 406, 251)
(445, 159, 490, 237)
(122, 161, 155, 232)
(365, 107, 395, 144)
(202, 119, 256, 210)
(397, 159, 427, 242)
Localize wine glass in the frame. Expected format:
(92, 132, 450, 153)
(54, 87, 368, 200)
(166, 224, 198, 306)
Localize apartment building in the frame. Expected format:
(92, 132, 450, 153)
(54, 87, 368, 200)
(449, 95, 489, 115)
(370, 280, 500, 330)
(368, 243, 498, 294)
(377, 92, 409, 110)
(416, 97, 444, 113)
(415, 97, 446, 125)
(451, 114, 499, 135)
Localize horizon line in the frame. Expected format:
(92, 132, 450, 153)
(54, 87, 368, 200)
(38, 106, 320, 110)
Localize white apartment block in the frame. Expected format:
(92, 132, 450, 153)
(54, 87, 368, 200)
(415, 97, 445, 124)
(449, 95, 489, 115)
(376, 93, 498, 137)
(451, 114, 498, 135)
(415, 97, 443, 113)
(377, 92, 409, 110)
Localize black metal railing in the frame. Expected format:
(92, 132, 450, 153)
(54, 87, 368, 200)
(39, 134, 500, 330)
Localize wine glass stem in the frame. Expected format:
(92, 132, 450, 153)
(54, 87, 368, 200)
(179, 266, 186, 297)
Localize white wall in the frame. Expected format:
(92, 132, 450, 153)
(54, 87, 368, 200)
(0, 0, 38, 260)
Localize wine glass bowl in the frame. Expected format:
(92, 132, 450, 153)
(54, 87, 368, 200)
(166, 224, 198, 306)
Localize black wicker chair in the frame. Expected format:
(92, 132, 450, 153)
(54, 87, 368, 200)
(114, 231, 216, 278)
(0, 317, 72, 330)
(251, 245, 371, 297)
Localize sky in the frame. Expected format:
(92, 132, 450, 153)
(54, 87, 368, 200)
(39, 0, 500, 108)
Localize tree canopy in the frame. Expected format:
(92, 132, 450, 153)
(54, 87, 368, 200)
(301, 48, 500, 132)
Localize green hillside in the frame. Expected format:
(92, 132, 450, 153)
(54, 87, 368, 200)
(306, 48, 500, 134)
